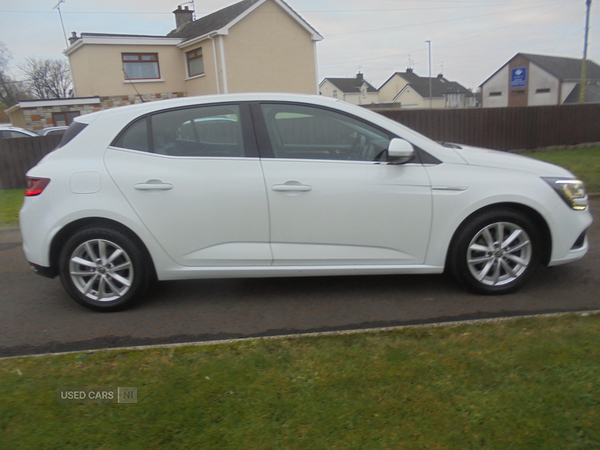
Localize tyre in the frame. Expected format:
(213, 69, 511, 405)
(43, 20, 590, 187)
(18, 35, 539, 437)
(59, 226, 151, 311)
(449, 209, 541, 295)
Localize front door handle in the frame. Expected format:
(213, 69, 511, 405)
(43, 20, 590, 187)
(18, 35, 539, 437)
(134, 179, 173, 191)
(272, 181, 312, 192)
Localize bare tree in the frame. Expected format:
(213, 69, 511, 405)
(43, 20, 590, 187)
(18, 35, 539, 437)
(19, 57, 72, 99)
(0, 42, 29, 107)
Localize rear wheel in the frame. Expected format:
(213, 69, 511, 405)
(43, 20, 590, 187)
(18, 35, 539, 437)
(449, 209, 541, 295)
(59, 226, 151, 311)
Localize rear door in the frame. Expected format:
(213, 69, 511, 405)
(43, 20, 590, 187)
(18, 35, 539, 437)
(105, 103, 272, 267)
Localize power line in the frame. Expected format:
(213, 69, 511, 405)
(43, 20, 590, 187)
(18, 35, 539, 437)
(325, 1, 577, 37)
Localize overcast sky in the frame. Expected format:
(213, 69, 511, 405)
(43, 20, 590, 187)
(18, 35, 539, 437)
(1, 0, 598, 91)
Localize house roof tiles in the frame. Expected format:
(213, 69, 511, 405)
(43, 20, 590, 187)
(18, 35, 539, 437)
(167, 0, 262, 39)
(167, 0, 322, 42)
(323, 75, 378, 94)
(521, 53, 600, 81)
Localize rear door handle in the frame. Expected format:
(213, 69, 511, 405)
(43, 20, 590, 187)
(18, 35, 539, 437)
(134, 180, 173, 191)
(272, 182, 312, 192)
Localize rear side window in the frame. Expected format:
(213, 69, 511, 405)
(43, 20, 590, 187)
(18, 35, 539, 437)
(114, 117, 149, 152)
(57, 122, 88, 148)
(112, 104, 244, 158)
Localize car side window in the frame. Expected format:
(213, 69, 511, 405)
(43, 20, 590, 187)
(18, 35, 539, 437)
(115, 117, 149, 152)
(113, 104, 244, 157)
(260, 104, 391, 162)
(153, 105, 243, 157)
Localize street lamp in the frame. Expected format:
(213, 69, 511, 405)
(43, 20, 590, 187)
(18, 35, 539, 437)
(426, 40, 432, 108)
(580, 0, 592, 104)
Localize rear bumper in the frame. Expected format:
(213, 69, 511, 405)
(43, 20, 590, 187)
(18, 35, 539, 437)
(28, 262, 58, 279)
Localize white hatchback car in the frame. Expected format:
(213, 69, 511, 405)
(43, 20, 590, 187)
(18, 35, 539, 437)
(20, 93, 592, 311)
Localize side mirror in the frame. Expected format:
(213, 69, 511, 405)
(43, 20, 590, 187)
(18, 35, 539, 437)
(388, 138, 415, 164)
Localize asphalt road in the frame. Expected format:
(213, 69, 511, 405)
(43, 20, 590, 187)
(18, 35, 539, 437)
(1, 198, 598, 358)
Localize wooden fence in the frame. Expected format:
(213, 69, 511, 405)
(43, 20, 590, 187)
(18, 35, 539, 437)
(0, 135, 62, 190)
(1, 103, 600, 189)
(371, 103, 600, 151)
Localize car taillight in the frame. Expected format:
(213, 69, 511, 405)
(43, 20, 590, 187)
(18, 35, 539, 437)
(25, 177, 51, 196)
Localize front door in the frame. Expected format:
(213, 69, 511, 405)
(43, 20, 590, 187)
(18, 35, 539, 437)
(256, 103, 432, 266)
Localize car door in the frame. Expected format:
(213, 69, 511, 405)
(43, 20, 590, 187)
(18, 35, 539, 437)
(105, 103, 272, 267)
(254, 102, 432, 266)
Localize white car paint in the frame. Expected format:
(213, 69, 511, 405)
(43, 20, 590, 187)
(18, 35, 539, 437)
(19, 93, 593, 310)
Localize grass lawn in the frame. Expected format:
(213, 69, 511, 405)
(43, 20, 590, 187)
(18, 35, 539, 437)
(522, 146, 600, 193)
(0, 188, 24, 227)
(1, 314, 599, 449)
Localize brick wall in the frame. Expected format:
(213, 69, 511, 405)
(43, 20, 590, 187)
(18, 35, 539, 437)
(19, 92, 186, 130)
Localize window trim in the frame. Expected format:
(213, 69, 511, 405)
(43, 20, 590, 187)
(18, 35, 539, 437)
(122, 52, 161, 81)
(186, 47, 204, 78)
(249, 101, 396, 161)
(52, 111, 80, 126)
(109, 102, 259, 158)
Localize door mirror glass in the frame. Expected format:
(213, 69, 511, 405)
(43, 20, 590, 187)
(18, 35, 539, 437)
(388, 138, 415, 164)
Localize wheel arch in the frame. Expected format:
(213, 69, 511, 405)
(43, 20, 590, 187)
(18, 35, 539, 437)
(49, 217, 157, 279)
(446, 202, 552, 268)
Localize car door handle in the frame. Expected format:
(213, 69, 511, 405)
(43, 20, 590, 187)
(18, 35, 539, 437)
(272, 182, 312, 192)
(134, 180, 173, 191)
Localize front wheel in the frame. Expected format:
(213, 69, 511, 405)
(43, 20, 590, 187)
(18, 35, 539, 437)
(59, 226, 151, 311)
(449, 209, 541, 295)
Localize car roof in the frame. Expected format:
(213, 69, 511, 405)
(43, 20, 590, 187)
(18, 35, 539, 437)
(75, 93, 341, 125)
(0, 126, 38, 135)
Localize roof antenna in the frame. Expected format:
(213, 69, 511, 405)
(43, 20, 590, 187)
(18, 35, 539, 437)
(178, 1, 196, 20)
(122, 68, 146, 103)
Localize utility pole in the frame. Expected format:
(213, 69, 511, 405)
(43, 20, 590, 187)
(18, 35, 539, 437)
(580, 0, 592, 104)
(426, 40, 432, 108)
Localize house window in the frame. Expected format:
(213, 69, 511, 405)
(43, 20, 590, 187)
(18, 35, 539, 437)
(489, 92, 502, 97)
(52, 111, 80, 126)
(536, 88, 551, 94)
(122, 53, 160, 80)
(186, 48, 204, 77)
(333, 90, 338, 99)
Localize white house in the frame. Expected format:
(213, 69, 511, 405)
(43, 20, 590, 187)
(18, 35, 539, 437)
(379, 69, 476, 108)
(319, 73, 380, 105)
(480, 53, 600, 108)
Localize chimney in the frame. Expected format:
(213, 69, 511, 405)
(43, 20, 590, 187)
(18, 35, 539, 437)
(406, 68, 413, 74)
(173, 5, 194, 29)
(356, 73, 364, 81)
(68, 32, 79, 45)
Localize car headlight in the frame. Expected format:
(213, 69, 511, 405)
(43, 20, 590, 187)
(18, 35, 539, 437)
(542, 177, 588, 210)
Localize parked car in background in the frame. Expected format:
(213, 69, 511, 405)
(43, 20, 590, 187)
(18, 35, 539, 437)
(20, 93, 593, 311)
(36, 126, 69, 137)
(0, 126, 38, 139)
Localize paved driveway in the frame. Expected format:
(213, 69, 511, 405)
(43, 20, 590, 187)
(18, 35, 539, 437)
(1, 198, 598, 358)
